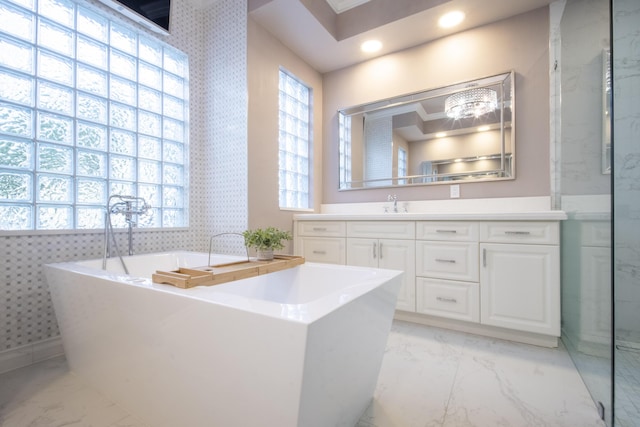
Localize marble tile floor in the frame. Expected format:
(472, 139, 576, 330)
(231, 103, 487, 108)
(0, 320, 605, 427)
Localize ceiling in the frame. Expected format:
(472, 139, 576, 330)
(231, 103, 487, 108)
(249, 0, 553, 73)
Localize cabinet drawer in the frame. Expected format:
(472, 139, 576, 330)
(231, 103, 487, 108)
(480, 221, 559, 245)
(347, 221, 415, 239)
(416, 241, 479, 282)
(297, 221, 346, 237)
(298, 237, 345, 264)
(416, 221, 478, 242)
(416, 277, 479, 322)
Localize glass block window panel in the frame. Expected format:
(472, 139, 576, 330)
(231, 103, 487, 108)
(38, 18, 74, 56)
(110, 49, 136, 80)
(0, 204, 31, 229)
(0, 71, 33, 106)
(37, 173, 72, 202)
(76, 149, 105, 177)
(37, 112, 73, 144)
(1, 2, 34, 42)
(38, 0, 73, 27)
(37, 143, 72, 173)
(0, 171, 31, 200)
(38, 81, 74, 114)
(138, 159, 160, 184)
(37, 204, 71, 229)
(110, 154, 135, 181)
(77, 92, 107, 124)
(77, 64, 107, 97)
(139, 86, 161, 113)
(138, 110, 161, 137)
(110, 24, 136, 55)
(0, 137, 33, 169)
(139, 135, 160, 160)
(37, 50, 73, 86)
(278, 69, 311, 209)
(110, 102, 136, 130)
(139, 36, 161, 66)
(76, 206, 103, 229)
(76, 6, 107, 42)
(77, 122, 106, 150)
(0, 0, 188, 230)
(0, 36, 34, 73)
(110, 129, 135, 155)
(0, 103, 33, 138)
(110, 76, 136, 105)
(77, 35, 107, 69)
(76, 178, 105, 204)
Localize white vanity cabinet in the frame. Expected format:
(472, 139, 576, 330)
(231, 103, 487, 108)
(293, 213, 565, 347)
(479, 222, 560, 336)
(295, 221, 346, 264)
(346, 222, 416, 312)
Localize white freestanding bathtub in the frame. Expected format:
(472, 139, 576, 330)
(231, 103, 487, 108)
(44, 251, 402, 427)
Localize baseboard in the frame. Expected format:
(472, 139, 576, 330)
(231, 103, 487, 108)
(394, 311, 559, 348)
(0, 336, 64, 374)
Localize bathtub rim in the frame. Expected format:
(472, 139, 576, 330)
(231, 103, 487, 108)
(44, 251, 403, 324)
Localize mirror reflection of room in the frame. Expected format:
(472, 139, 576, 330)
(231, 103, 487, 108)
(339, 71, 514, 189)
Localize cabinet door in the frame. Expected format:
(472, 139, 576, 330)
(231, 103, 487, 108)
(480, 243, 560, 336)
(346, 238, 378, 268)
(379, 239, 416, 312)
(298, 237, 345, 265)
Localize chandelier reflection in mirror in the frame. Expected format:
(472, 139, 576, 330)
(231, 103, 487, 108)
(445, 87, 498, 120)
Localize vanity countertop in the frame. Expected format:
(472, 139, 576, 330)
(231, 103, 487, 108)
(293, 211, 568, 221)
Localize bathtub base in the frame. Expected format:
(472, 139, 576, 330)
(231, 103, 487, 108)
(45, 253, 402, 427)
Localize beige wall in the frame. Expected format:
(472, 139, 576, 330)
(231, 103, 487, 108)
(247, 17, 323, 247)
(323, 7, 550, 204)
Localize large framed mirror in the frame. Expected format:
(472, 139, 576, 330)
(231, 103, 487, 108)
(338, 71, 515, 190)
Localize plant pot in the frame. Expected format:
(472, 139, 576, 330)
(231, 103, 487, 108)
(256, 249, 274, 261)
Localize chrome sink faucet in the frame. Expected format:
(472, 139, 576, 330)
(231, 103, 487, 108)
(388, 194, 398, 213)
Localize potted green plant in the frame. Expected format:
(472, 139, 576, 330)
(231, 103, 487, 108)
(242, 227, 292, 261)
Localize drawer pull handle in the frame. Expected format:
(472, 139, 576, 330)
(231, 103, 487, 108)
(435, 258, 456, 264)
(312, 227, 327, 231)
(504, 231, 531, 235)
(436, 229, 457, 234)
(312, 250, 326, 255)
(437, 296, 457, 303)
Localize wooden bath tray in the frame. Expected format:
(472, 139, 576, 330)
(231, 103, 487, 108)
(152, 255, 305, 289)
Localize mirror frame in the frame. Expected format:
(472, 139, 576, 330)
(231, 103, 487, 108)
(338, 71, 515, 190)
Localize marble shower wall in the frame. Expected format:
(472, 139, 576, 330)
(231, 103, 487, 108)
(0, 0, 249, 354)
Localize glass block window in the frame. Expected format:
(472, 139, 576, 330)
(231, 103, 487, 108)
(398, 147, 407, 184)
(278, 68, 311, 209)
(0, 0, 188, 230)
(338, 112, 351, 188)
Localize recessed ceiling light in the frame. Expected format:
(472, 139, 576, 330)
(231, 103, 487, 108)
(361, 40, 382, 53)
(438, 11, 465, 28)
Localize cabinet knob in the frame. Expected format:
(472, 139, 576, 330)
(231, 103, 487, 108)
(312, 250, 326, 255)
(435, 258, 456, 264)
(312, 227, 327, 231)
(504, 231, 531, 235)
(436, 229, 457, 234)
(437, 296, 457, 303)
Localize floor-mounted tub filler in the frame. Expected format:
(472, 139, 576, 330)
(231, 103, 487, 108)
(44, 251, 403, 427)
